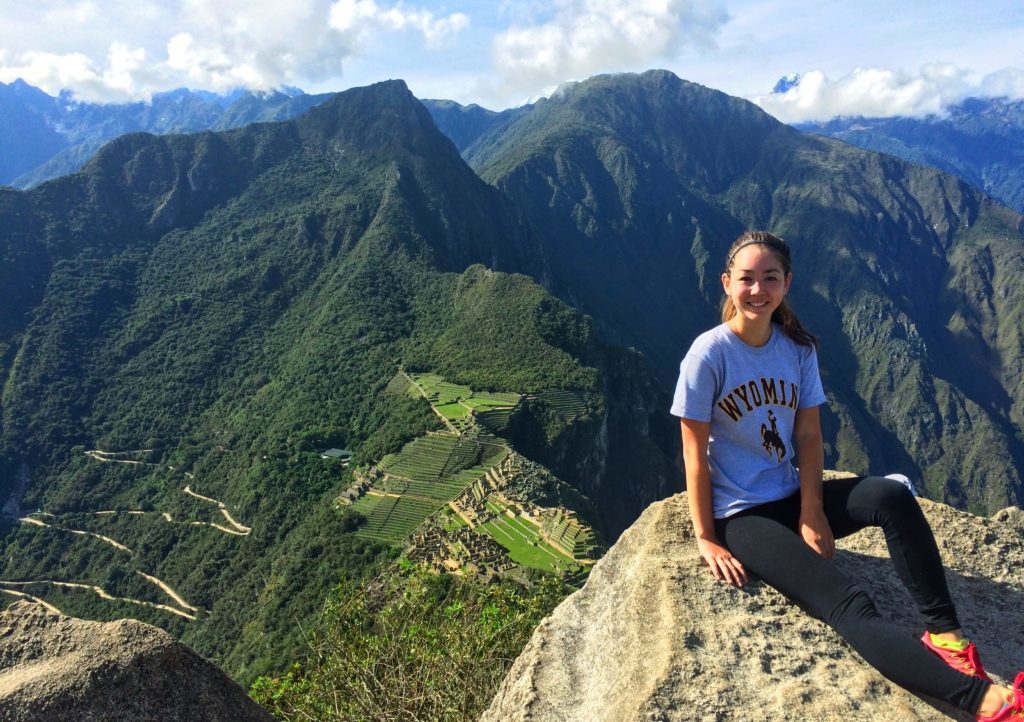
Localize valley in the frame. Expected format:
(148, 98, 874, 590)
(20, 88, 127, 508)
(0, 363, 605, 676)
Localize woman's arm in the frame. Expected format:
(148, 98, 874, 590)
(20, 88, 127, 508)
(680, 418, 748, 587)
(793, 405, 835, 558)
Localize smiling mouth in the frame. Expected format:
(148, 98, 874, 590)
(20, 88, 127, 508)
(747, 300, 768, 308)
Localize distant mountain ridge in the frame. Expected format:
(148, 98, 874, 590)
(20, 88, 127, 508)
(420, 99, 528, 156)
(795, 96, 1024, 213)
(0, 79, 334, 188)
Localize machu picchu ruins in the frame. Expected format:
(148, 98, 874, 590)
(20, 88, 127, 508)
(340, 371, 604, 582)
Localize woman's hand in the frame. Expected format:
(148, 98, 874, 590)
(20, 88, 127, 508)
(696, 536, 748, 587)
(682, 419, 747, 588)
(799, 507, 835, 559)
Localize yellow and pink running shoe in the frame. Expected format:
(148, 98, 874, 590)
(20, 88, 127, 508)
(921, 631, 992, 682)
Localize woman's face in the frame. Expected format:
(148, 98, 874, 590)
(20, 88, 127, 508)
(721, 244, 792, 324)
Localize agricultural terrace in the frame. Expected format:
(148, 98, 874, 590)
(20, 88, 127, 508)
(475, 406, 515, 434)
(435, 402, 469, 421)
(408, 373, 468, 405)
(462, 394, 520, 409)
(479, 498, 575, 573)
(384, 373, 413, 394)
(362, 371, 582, 564)
(349, 494, 444, 544)
(536, 389, 592, 423)
(407, 373, 521, 414)
(352, 421, 511, 543)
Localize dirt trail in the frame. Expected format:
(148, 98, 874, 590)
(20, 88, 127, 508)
(19, 516, 133, 554)
(0, 580, 196, 621)
(11, 454, 246, 620)
(84, 449, 154, 466)
(16, 516, 203, 616)
(183, 486, 251, 534)
(135, 571, 199, 613)
(188, 521, 248, 536)
(27, 505, 246, 538)
(0, 587, 64, 615)
(182, 486, 219, 505)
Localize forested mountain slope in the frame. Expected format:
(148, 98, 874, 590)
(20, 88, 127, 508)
(0, 79, 676, 682)
(447, 69, 1024, 513)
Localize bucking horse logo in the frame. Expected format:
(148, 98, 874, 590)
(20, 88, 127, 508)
(760, 409, 787, 462)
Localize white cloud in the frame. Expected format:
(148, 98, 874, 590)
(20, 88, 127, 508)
(977, 67, 1024, 99)
(754, 64, 1024, 123)
(489, 0, 729, 99)
(329, 0, 469, 50)
(0, 43, 165, 102)
(0, 50, 99, 93)
(167, 0, 351, 93)
(41, 1, 100, 26)
(0, 0, 469, 102)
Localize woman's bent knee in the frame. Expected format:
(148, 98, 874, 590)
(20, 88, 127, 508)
(855, 476, 920, 518)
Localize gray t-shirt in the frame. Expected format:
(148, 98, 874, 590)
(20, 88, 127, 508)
(670, 322, 827, 518)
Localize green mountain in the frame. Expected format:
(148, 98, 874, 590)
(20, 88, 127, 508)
(420, 99, 527, 154)
(449, 69, 1024, 514)
(0, 79, 676, 682)
(0, 80, 334, 189)
(796, 97, 1024, 213)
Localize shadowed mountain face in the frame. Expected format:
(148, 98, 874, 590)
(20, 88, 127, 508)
(797, 97, 1024, 214)
(0, 80, 67, 185)
(432, 70, 1024, 513)
(420, 99, 531, 157)
(0, 79, 676, 680)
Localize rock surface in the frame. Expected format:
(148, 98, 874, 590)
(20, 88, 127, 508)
(0, 602, 276, 721)
(483, 486, 1024, 721)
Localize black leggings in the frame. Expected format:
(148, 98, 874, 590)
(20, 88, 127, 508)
(714, 475, 989, 714)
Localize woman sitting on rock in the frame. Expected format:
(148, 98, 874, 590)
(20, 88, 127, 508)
(672, 230, 1023, 721)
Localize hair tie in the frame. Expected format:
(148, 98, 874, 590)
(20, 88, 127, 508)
(725, 236, 790, 270)
(725, 239, 764, 269)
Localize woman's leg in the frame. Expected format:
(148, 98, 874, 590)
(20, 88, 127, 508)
(717, 504, 989, 713)
(821, 476, 959, 633)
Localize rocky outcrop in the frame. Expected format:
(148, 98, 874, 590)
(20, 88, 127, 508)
(483, 488, 1024, 721)
(0, 602, 275, 721)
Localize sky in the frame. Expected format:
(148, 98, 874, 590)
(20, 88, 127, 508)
(1, 0, 1022, 122)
